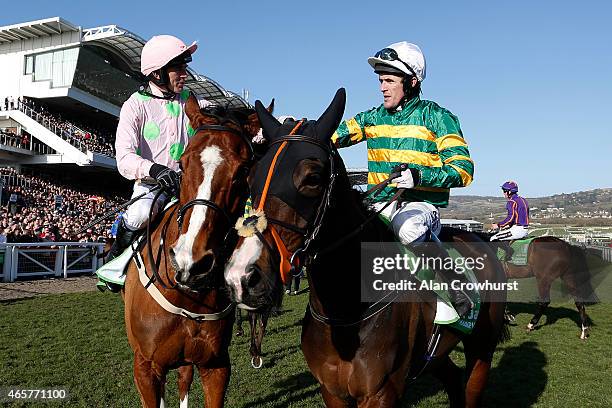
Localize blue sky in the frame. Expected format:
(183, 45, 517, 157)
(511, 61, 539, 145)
(3, 1, 611, 197)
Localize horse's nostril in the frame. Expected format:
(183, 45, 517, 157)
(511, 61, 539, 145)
(195, 252, 216, 274)
(246, 265, 261, 288)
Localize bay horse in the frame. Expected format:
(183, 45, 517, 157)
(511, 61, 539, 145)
(485, 234, 597, 339)
(224, 88, 509, 407)
(122, 95, 269, 407)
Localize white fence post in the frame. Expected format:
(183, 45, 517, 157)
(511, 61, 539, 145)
(1, 245, 11, 282)
(54, 246, 63, 278)
(10, 246, 18, 282)
(63, 245, 68, 279)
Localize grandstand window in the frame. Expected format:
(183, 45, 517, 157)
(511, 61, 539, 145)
(52, 48, 78, 87)
(34, 53, 52, 81)
(25, 55, 34, 75)
(31, 47, 79, 87)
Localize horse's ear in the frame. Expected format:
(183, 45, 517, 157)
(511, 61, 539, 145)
(315, 88, 346, 142)
(245, 99, 274, 138)
(255, 99, 281, 141)
(185, 93, 202, 125)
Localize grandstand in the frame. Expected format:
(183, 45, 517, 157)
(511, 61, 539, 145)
(0, 17, 249, 172)
(0, 17, 250, 281)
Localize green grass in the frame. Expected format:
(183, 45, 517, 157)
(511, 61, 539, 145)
(1, 289, 611, 407)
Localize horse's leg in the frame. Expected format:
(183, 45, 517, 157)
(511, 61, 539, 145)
(133, 353, 166, 408)
(462, 300, 505, 408)
(198, 359, 231, 408)
(463, 340, 493, 408)
(250, 311, 268, 369)
(527, 276, 553, 331)
(178, 365, 194, 408)
(432, 356, 465, 408)
(527, 301, 550, 331)
(321, 385, 353, 408)
(576, 302, 590, 340)
(504, 309, 516, 324)
(235, 308, 244, 337)
(248, 312, 259, 367)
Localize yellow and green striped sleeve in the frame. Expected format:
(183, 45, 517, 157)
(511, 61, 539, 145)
(332, 112, 367, 148)
(420, 110, 474, 188)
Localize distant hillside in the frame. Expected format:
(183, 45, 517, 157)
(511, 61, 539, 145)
(444, 188, 612, 225)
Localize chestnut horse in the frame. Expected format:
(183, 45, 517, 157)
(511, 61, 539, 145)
(485, 234, 596, 339)
(225, 89, 509, 407)
(122, 95, 267, 407)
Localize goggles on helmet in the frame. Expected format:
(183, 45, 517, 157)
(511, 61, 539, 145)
(374, 48, 416, 77)
(166, 50, 193, 68)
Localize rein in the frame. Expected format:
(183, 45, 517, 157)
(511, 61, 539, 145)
(75, 182, 161, 235)
(142, 121, 253, 294)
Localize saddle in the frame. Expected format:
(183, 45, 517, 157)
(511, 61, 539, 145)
(95, 236, 145, 289)
(497, 237, 535, 266)
(96, 199, 178, 290)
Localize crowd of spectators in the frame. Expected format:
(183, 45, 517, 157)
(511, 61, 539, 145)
(0, 128, 29, 149)
(0, 167, 127, 244)
(1, 96, 116, 157)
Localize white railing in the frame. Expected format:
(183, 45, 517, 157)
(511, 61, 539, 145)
(0, 242, 105, 282)
(586, 245, 612, 262)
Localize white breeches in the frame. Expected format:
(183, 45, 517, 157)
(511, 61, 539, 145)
(373, 201, 441, 245)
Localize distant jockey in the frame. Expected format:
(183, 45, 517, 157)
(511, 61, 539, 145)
(491, 181, 529, 241)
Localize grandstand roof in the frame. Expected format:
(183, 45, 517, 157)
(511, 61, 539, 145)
(81, 24, 249, 108)
(0, 17, 250, 108)
(0, 17, 80, 44)
(82, 25, 145, 72)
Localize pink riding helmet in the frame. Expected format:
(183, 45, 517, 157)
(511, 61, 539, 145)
(140, 35, 198, 76)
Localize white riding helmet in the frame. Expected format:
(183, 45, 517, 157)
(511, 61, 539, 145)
(140, 35, 198, 77)
(367, 41, 426, 82)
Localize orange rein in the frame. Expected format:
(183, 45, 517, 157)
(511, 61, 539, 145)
(256, 120, 304, 284)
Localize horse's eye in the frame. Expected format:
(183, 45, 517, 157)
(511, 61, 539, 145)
(232, 166, 250, 185)
(304, 173, 322, 186)
(238, 166, 250, 179)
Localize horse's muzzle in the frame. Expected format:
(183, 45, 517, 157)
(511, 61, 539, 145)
(171, 250, 218, 290)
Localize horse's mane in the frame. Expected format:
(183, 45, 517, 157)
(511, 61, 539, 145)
(471, 230, 494, 241)
(201, 104, 255, 126)
(329, 150, 392, 239)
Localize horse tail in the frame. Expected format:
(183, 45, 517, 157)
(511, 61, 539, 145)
(568, 244, 599, 306)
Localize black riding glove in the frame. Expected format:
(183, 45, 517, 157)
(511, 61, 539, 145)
(149, 163, 181, 196)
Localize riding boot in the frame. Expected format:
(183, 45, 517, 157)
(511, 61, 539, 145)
(411, 242, 474, 319)
(105, 219, 139, 264)
(503, 241, 514, 261)
(99, 220, 140, 293)
(433, 246, 474, 319)
(439, 268, 474, 318)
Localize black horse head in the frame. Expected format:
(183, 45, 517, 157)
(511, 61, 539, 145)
(224, 88, 346, 309)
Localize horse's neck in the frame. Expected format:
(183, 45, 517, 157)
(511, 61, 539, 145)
(307, 186, 388, 316)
